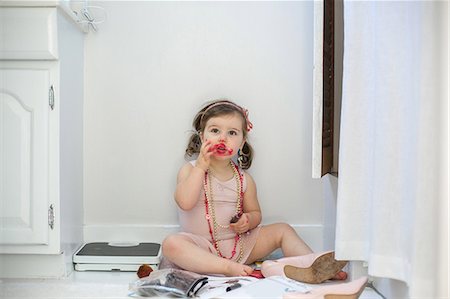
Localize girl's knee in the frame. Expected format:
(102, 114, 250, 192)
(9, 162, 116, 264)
(162, 234, 182, 257)
(274, 222, 295, 233)
(273, 223, 296, 243)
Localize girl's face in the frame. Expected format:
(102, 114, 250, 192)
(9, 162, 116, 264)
(201, 113, 245, 158)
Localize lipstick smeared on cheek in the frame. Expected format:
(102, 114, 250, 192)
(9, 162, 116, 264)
(220, 148, 233, 155)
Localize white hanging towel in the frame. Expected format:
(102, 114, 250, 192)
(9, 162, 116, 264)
(335, 1, 447, 297)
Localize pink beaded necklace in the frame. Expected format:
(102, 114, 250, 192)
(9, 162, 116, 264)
(203, 161, 244, 261)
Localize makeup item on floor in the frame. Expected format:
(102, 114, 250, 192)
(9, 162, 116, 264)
(137, 264, 154, 278)
(226, 283, 242, 292)
(73, 242, 161, 272)
(129, 268, 208, 298)
(214, 276, 311, 298)
(248, 269, 264, 279)
(195, 277, 258, 298)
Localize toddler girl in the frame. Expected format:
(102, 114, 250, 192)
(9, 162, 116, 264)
(162, 99, 346, 279)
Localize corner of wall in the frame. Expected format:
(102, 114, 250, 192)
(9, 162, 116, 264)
(322, 174, 338, 251)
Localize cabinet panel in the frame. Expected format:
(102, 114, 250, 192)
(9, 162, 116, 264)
(0, 8, 58, 60)
(0, 69, 50, 246)
(2, 93, 32, 231)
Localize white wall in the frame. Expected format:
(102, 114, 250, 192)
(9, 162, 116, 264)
(58, 10, 85, 275)
(83, 1, 324, 249)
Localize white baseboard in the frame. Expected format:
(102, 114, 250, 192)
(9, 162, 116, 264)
(83, 224, 181, 244)
(83, 224, 324, 252)
(0, 253, 67, 278)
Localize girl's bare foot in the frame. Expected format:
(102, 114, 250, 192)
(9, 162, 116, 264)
(226, 261, 254, 276)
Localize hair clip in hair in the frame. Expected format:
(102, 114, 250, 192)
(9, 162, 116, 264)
(242, 109, 253, 132)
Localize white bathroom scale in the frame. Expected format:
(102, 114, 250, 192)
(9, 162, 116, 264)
(73, 242, 161, 272)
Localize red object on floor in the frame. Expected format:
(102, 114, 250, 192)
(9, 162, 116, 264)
(137, 264, 153, 278)
(249, 269, 264, 279)
(332, 271, 348, 281)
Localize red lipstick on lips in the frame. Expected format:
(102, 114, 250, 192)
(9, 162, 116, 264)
(209, 143, 233, 156)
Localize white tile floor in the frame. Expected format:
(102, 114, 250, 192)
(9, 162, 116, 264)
(0, 271, 135, 299)
(0, 271, 383, 299)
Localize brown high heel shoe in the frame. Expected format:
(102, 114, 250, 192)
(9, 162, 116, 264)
(261, 251, 348, 284)
(283, 276, 368, 299)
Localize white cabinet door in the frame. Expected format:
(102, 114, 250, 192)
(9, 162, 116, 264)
(0, 68, 51, 246)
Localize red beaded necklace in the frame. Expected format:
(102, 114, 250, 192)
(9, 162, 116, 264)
(203, 161, 244, 261)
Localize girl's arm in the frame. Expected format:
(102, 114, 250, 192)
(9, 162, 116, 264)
(174, 140, 213, 210)
(174, 163, 205, 210)
(230, 173, 262, 233)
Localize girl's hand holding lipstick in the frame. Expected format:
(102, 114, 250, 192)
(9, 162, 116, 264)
(230, 213, 250, 234)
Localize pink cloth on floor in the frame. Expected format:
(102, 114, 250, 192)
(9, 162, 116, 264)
(164, 160, 261, 266)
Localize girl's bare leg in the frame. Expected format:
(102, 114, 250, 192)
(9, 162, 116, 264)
(162, 234, 253, 276)
(245, 223, 313, 264)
